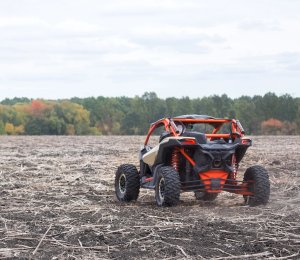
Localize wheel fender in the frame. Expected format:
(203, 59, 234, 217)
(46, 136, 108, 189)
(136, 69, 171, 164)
(152, 164, 164, 185)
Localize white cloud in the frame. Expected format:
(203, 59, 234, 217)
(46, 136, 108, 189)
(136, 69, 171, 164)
(0, 16, 48, 28)
(56, 20, 100, 33)
(238, 20, 281, 31)
(0, 0, 300, 99)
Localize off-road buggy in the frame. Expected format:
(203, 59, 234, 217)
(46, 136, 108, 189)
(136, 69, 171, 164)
(115, 115, 270, 207)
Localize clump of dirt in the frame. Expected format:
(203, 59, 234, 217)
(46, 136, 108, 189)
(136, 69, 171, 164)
(0, 136, 299, 259)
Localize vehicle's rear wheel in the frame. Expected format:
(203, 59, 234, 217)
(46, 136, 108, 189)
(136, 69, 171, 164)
(243, 165, 270, 206)
(155, 166, 180, 207)
(115, 164, 140, 202)
(194, 191, 218, 201)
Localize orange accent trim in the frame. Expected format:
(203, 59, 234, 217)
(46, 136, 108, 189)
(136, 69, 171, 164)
(180, 139, 196, 145)
(144, 177, 153, 182)
(144, 124, 156, 145)
(205, 134, 231, 138)
(231, 119, 244, 138)
(145, 118, 236, 145)
(210, 125, 222, 140)
(230, 182, 253, 195)
(233, 190, 253, 195)
(241, 138, 251, 145)
(169, 120, 179, 136)
(199, 170, 228, 192)
(231, 119, 237, 133)
(179, 148, 195, 166)
(212, 125, 222, 134)
(171, 149, 180, 171)
(144, 118, 176, 145)
(144, 117, 245, 146)
(173, 119, 232, 123)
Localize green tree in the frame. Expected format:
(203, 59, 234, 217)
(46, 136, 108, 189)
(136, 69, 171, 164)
(0, 120, 5, 134)
(277, 94, 298, 121)
(0, 92, 299, 136)
(234, 96, 258, 133)
(55, 101, 90, 135)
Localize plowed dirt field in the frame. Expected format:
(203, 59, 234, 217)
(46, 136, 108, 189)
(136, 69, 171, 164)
(0, 136, 299, 259)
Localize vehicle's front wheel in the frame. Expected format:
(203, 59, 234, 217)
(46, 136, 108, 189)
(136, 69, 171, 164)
(243, 165, 270, 206)
(115, 164, 140, 202)
(155, 166, 180, 207)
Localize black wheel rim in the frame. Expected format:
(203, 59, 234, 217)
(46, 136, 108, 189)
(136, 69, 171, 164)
(196, 191, 204, 198)
(119, 173, 126, 194)
(158, 177, 165, 202)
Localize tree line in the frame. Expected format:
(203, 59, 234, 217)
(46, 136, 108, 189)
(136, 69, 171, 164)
(0, 92, 299, 135)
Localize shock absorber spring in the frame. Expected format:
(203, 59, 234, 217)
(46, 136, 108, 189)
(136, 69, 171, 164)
(231, 154, 238, 180)
(171, 148, 180, 172)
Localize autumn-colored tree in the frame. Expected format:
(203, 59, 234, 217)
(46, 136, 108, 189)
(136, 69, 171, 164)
(282, 121, 298, 135)
(66, 124, 75, 135)
(56, 101, 90, 134)
(30, 100, 50, 116)
(261, 118, 284, 135)
(14, 125, 25, 135)
(0, 92, 299, 135)
(5, 123, 15, 135)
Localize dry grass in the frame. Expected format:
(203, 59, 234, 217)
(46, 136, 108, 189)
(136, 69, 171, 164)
(0, 136, 299, 259)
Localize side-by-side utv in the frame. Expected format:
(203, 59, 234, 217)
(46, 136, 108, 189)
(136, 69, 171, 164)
(115, 115, 270, 207)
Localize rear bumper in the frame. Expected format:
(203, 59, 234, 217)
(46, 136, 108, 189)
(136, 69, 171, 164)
(180, 170, 253, 195)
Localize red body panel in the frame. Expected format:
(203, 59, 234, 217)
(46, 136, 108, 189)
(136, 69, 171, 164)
(199, 170, 228, 193)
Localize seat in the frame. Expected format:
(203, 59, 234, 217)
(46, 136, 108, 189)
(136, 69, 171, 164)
(159, 131, 171, 143)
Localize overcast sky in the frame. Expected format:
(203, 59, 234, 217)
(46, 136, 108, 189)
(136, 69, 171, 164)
(0, 0, 300, 100)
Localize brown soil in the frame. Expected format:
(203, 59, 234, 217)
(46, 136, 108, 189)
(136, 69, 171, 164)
(0, 136, 299, 259)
